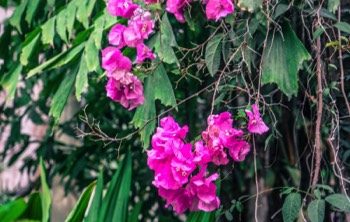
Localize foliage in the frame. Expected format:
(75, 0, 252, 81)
(1, 0, 350, 221)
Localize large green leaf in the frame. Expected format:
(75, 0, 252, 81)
(153, 62, 176, 107)
(85, 172, 104, 222)
(20, 192, 42, 220)
(40, 157, 52, 222)
(325, 194, 350, 212)
(20, 28, 41, 66)
(1, 63, 22, 106)
(0, 199, 27, 222)
(75, 54, 89, 102)
(25, 0, 40, 25)
(49, 66, 78, 125)
(65, 181, 96, 222)
(76, 0, 89, 29)
(99, 150, 132, 222)
(132, 76, 156, 149)
(41, 17, 56, 46)
(56, 10, 68, 43)
(307, 200, 325, 222)
(282, 193, 301, 222)
(85, 37, 100, 73)
(154, 13, 178, 65)
(262, 23, 310, 99)
(237, 0, 262, 12)
(66, 2, 77, 40)
(334, 22, 350, 34)
(205, 33, 223, 77)
(9, 0, 28, 33)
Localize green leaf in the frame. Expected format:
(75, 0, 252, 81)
(85, 37, 100, 73)
(237, 0, 262, 12)
(85, 172, 104, 222)
(9, 0, 28, 33)
(49, 66, 78, 125)
(20, 29, 41, 66)
(128, 202, 142, 222)
(25, 0, 40, 25)
(307, 200, 325, 222)
(65, 181, 96, 222)
(262, 23, 311, 99)
(92, 16, 104, 50)
(47, 0, 55, 8)
(313, 27, 325, 41)
(328, 0, 340, 14)
(132, 76, 156, 149)
(27, 43, 85, 78)
(273, 4, 289, 20)
(282, 193, 301, 222)
(0, 199, 27, 222)
(154, 13, 178, 65)
(75, 55, 88, 102)
(66, 2, 77, 40)
(153, 62, 176, 107)
(1, 63, 22, 107)
(205, 33, 223, 77)
(20, 192, 42, 220)
(56, 10, 68, 43)
(99, 150, 132, 222)
(325, 194, 350, 212)
(87, 0, 97, 16)
(41, 17, 56, 46)
(334, 22, 350, 34)
(40, 157, 52, 222)
(76, 0, 89, 29)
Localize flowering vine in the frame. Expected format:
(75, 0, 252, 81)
(147, 105, 269, 213)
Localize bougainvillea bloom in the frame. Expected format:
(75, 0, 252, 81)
(105, 72, 144, 110)
(107, 0, 139, 18)
(108, 24, 126, 48)
(193, 140, 211, 166)
(166, 0, 189, 23)
(228, 140, 250, 162)
(205, 0, 234, 21)
(136, 43, 156, 63)
(245, 104, 269, 135)
(129, 19, 155, 39)
(101, 47, 132, 74)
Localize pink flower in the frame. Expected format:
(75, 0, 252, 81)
(228, 140, 250, 162)
(123, 26, 143, 47)
(142, 0, 159, 4)
(108, 24, 126, 48)
(188, 166, 220, 212)
(129, 19, 155, 39)
(166, 0, 190, 23)
(245, 104, 269, 135)
(160, 116, 189, 139)
(107, 0, 139, 18)
(193, 140, 211, 166)
(205, 0, 234, 21)
(130, 8, 152, 21)
(105, 72, 144, 110)
(101, 47, 132, 75)
(171, 157, 196, 185)
(136, 43, 156, 63)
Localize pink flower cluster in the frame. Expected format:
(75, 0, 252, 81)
(102, 1, 157, 109)
(141, 0, 234, 23)
(147, 105, 269, 214)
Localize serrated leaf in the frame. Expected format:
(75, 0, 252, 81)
(25, 0, 40, 25)
(41, 17, 56, 46)
(99, 150, 132, 222)
(205, 33, 223, 77)
(282, 193, 301, 222)
(27, 43, 85, 78)
(49, 66, 78, 125)
(92, 15, 105, 49)
(20, 29, 41, 66)
(40, 157, 52, 222)
(0, 199, 27, 222)
(56, 10, 68, 43)
(153, 62, 176, 107)
(66, 2, 77, 40)
(328, 0, 340, 14)
(154, 13, 178, 65)
(132, 76, 156, 149)
(262, 23, 310, 99)
(75, 54, 88, 102)
(85, 172, 103, 222)
(325, 194, 350, 212)
(307, 200, 325, 222)
(334, 22, 350, 34)
(1, 63, 22, 107)
(9, 0, 28, 33)
(65, 181, 96, 222)
(237, 0, 262, 12)
(84, 38, 100, 72)
(76, 0, 89, 29)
